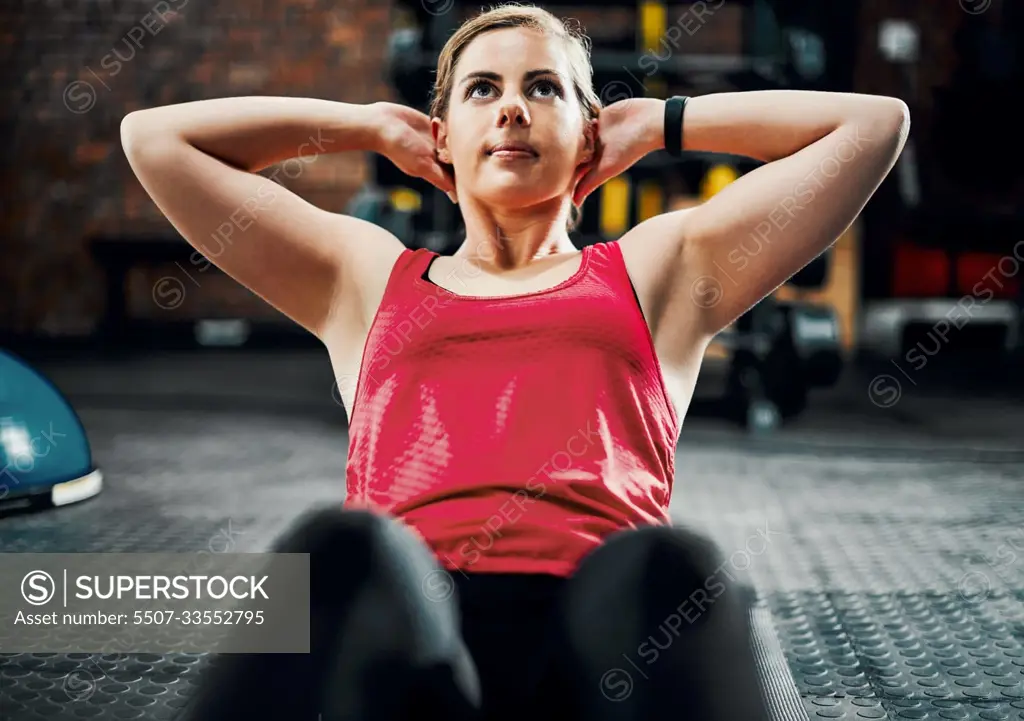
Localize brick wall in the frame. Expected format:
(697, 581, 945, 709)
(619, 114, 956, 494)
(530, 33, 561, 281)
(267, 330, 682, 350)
(3, 0, 392, 336)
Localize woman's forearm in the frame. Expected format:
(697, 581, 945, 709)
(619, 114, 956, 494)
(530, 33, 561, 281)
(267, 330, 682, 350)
(120, 96, 384, 172)
(641, 90, 908, 163)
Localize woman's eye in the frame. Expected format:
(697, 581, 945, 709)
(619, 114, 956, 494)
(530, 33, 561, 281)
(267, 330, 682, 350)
(532, 80, 562, 98)
(468, 81, 493, 99)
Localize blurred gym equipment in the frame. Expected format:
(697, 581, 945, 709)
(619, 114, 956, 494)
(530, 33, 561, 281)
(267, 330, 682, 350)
(722, 299, 843, 432)
(88, 237, 320, 353)
(859, 4, 1023, 362)
(0, 350, 103, 513)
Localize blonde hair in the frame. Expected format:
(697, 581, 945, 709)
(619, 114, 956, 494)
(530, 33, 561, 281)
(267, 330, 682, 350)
(428, 3, 601, 231)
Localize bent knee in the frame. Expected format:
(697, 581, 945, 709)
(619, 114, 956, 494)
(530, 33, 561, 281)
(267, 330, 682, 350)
(586, 524, 724, 575)
(575, 524, 755, 603)
(270, 507, 445, 604)
(274, 503, 413, 561)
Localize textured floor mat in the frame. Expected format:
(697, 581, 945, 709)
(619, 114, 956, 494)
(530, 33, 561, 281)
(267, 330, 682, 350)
(2, 407, 1022, 720)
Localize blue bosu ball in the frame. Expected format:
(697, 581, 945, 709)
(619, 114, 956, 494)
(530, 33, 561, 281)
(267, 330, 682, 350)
(0, 351, 103, 509)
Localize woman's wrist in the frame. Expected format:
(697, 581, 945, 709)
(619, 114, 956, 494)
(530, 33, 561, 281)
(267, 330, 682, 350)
(365, 101, 423, 157)
(626, 98, 666, 157)
(324, 101, 392, 155)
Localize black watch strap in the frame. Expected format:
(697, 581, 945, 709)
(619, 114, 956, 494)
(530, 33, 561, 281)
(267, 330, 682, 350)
(664, 96, 689, 157)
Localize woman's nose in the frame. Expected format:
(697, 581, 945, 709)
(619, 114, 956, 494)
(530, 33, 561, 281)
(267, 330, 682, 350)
(497, 102, 529, 127)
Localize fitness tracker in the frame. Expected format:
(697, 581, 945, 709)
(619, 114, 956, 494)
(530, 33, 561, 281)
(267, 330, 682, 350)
(664, 96, 689, 157)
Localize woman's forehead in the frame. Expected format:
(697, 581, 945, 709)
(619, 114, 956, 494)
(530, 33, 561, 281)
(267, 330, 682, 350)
(457, 29, 570, 79)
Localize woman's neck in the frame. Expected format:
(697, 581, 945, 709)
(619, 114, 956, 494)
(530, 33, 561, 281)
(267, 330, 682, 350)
(455, 198, 577, 269)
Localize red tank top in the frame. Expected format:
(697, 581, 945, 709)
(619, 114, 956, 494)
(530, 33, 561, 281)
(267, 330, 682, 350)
(344, 241, 680, 576)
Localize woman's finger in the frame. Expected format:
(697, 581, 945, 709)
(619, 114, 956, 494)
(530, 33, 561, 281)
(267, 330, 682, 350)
(574, 163, 602, 206)
(571, 159, 594, 206)
(421, 160, 455, 195)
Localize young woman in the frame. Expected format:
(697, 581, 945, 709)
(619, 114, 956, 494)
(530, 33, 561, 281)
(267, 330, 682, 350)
(121, 5, 908, 720)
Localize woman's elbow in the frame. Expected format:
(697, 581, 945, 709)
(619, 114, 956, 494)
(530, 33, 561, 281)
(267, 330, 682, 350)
(844, 96, 910, 160)
(120, 110, 180, 162)
(120, 112, 141, 154)
(877, 98, 911, 157)
(859, 95, 911, 138)
(882, 96, 910, 134)
(120, 110, 155, 156)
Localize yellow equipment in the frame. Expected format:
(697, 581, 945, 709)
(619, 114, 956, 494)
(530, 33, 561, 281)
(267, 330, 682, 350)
(700, 164, 739, 200)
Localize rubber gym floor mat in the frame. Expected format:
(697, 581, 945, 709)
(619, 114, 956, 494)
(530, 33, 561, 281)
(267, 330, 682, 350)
(673, 446, 1024, 719)
(1, 407, 1022, 720)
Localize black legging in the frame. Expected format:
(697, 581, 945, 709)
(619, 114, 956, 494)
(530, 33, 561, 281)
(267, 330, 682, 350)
(179, 507, 770, 721)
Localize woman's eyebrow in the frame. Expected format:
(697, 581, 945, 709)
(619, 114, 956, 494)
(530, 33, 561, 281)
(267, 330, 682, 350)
(457, 68, 561, 87)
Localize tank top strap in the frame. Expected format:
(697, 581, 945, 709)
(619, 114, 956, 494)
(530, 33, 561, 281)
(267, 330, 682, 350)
(583, 240, 636, 294)
(385, 247, 437, 296)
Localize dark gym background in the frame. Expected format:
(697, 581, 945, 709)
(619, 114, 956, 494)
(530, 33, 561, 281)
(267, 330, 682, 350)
(2, 0, 1022, 720)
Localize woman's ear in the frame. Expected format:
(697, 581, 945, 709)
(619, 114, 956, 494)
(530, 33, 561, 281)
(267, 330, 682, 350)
(580, 119, 598, 164)
(431, 116, 453, 164)
(431, 116, 457, 203)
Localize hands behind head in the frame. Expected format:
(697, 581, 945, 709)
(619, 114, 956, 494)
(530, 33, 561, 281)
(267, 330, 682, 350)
(572, 98, 664, 206)
(376, 102, 458, 204)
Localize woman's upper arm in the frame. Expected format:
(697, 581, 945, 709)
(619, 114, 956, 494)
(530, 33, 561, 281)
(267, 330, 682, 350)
(121, 124, 404, 339)
(623, 103, 908, 353)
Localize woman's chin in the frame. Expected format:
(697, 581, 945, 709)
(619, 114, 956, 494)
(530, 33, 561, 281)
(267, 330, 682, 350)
(478, 190, 548, 211)
(477, 178, 557, 205)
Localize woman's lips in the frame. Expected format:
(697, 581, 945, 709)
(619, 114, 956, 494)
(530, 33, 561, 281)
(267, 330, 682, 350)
(489, 149, 537, 159)
(487, 141, 538, 158)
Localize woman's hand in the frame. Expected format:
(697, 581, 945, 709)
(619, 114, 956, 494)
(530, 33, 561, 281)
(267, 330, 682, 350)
(375, 102, 457, 201)
(573, 98, 665, 206)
